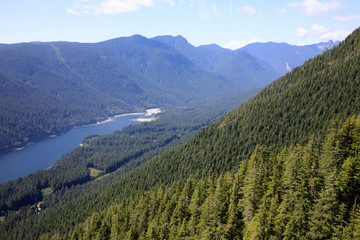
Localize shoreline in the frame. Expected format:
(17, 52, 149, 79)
(95, 112, 144, 125)
(132, 117, 158, 122)
(144, 108, 162, 116)
(0, 108, 161, 155)
(0, 107, 162, 183)
(131, 108, 162, 122)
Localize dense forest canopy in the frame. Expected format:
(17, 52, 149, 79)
(45, 114, 360, 239)
(0, 91, 258, 239)
(0, 27, 359, 239)
(40, 27, 360, 240)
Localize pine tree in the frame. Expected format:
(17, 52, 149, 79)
(308, 120, 347, 239)
(252, 150, 282, 239)
(223, 172, 244, 240)
(187, 183, 202, 236)
(170, 180, 192, 231)
(241, 146, 271, 225)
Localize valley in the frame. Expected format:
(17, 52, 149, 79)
(2, 0, 359, 238)
(0, 35, 333, 154)
(0, 28, 359, 239)
(0, 110, 161, 183)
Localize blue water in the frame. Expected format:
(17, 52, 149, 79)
(0, 113, 145, 183)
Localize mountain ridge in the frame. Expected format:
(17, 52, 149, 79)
(240, 39, 339, 75)
(153, 35, 280, 90)
(0, 27, 358, 239)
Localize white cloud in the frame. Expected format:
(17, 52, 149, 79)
(223, 39, 267, 50)
(241, 5, 257, 16)
(67, 0, 174, 15)
(311, 24, 350, 41)
(333, 14, 360, 22)
(319, 29, 351, 40)
(288, 0, 342, 17)
(295, 27, 309, 37)
(95, 0, 153, 15)
(311, 23, 327, 35)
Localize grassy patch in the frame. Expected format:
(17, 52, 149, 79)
(0, 216, 5, 223)
(89, 167, 105, 178)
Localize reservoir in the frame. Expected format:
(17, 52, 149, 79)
(0, 110, 158, 183)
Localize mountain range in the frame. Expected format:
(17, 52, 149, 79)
(0, 26, 359, 239)
(240, 40, 339, 75)
(0, 35, 337, 153)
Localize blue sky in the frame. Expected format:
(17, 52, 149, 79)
(1, 0, 359, 49)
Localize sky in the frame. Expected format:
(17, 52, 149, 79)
(0, 0, 359, 49)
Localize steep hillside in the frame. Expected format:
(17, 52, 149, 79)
(240, 40, 338, 75)
(99, 35, 235, 100)
(32, 27, 360, 240)
(2, 27, 359, 239)
(109, 27, 360, 192)
(0, 72, 92, 150)
(54, 115, 360, 239)
(153, 35, 280, 90)
(0, 42, 148, 152)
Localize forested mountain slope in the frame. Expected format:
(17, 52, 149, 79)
(153, 35, 280, 90)
(102, 27, 360, 196)
(0, 44, 135, 152)
(36, 27, 360, 239)
(0, 90, 259, 239)
(97, 35, 235, 100)
(52, 115, 360, 239)
(2, 27, 359, 239)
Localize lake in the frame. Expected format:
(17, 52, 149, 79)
(0, 111, 156, 183)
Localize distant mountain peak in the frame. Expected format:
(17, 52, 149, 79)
(240, 40, 339, 75)
(129, 34, 146, 39)
(174, 35, 188, 41)
(152, 35, 192, 50)
(153, 35, 279, 90)
(316, 40, 338, 51)
(197, 43, 224, 51)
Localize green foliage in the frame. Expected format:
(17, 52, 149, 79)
(52, 114, 360, 239)
(0, 92, 255, 239)
(1, 27, 360, 240)
(94, 28, 360, 206)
